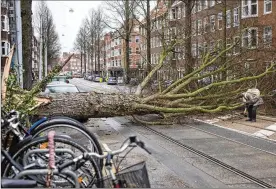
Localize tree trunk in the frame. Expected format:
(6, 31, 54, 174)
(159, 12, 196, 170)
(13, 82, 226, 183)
(146, 0, 151, 74)
(36, 93, 152, 119)
(21, 0, 33, 90)
(97, 34, 100, 73)
(80, 51, 83, 74)
(184, 0, 194, 75)
(124, 0, 130, 83)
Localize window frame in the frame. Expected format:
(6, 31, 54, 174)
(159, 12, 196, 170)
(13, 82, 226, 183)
(217, 12, 223, 30)
(226, 10, 231, 28)
(197, 19, 202, 35)
(263, 26, 272, 47)
(233, 7, 240, 27)
(233, 36, 241, 55)
(242, 0, 258, 18)
(210, 15, 216, 32)
(242, 27, 258, 49)
(210, 0, 215, 7)
(203, 17, 208, 33)
(264, 0, 272, 14)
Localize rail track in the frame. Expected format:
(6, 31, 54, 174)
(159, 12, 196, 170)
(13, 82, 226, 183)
(140, 124, 275, 188)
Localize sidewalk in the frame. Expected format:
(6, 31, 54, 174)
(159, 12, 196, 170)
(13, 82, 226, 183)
(195, 114, 276, 141)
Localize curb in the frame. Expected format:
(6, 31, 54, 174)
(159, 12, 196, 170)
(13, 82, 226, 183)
(193, 118, 276, 143)
(258, 115, 276, 122)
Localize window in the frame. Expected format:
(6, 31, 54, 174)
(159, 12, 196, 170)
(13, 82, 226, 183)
(197, 43, 203, 57)
(233, 7, 240, 27)
(192, 21, 197, 36)
(197, 1, 202, 12)
(1, 15, 9, 31)
(210, 41, 215, 54)
(217, 12, 223, 30)
(177, 6, 182, 18)
(192, 44, 197, 57)
(210, 15, 216, 32)
(226, 10, 231, 28)
(242, 28, 258, 48)
(233, 36, 241, 54)
(171, 8, 177, 19)
(203, 42, 208, 55)
(263, 26, 272, 47)
(264, 0, 272, 14)
(217, 39, 223, 51)
(242, 0, 258, 17)
(210, 0, 215, 7)
(2, 41, 10, 56)
(197, 19, 202, 35)
(226, 38, 232, 56)
(203, 0, 208, 9)
(203, 17, 208, 33)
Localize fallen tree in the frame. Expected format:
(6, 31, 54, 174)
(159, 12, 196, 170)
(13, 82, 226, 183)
(3, 41, 276, 123)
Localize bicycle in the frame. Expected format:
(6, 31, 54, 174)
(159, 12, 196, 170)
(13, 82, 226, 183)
(1, 110, 103, 169)
(1, 113, 101, 187)
(14, 136, 151, 188)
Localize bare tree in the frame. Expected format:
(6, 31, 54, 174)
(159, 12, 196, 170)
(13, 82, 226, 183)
(103, 0, 137, 83)
(34, 1, 61, 72)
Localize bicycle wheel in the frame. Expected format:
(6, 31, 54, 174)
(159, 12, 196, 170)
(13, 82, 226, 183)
(2, 135, 103, 188)
(29, 123, 103, 169)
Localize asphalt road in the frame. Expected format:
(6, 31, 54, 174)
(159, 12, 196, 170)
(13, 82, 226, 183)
(69, 78, 136, 94)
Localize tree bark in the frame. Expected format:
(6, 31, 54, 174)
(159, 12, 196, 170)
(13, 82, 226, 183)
(21, 0, 33, 90)
(184, 0, 194, 75)
(36, 93, 152, 119)
(124, 0, 130, 83)
(146, 0, 151, 74)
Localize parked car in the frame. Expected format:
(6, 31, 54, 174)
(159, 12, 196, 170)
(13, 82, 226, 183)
(73, 73, 82, 78)
(94, 75, 101, 82)
(44, 82, 80, 93)
(87, 75, 93, 81)
(51, 76, 69, 83)
(107, 77, 117, 85)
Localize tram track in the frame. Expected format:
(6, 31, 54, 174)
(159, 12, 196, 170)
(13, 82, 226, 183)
(140, 124, 275, 188)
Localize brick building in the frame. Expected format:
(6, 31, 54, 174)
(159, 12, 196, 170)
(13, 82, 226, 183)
(62, 52, 81, 73)
(103, 25, 141, 78)
(139, 0, 276, 81)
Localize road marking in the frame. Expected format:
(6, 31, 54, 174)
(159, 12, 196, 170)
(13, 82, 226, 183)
(252, 123, 276, 138)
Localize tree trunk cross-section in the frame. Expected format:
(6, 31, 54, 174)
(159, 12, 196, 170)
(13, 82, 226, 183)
(37, 93, 151, 119)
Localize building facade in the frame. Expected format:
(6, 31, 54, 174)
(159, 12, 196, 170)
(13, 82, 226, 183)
(139, 0, 276, 81)
(61, 52, 81, 73)
(1, 0, 11, 72)
(103, 24, 141, 78)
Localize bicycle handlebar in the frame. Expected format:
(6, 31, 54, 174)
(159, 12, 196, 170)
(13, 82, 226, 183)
(58, 136, 151, 171)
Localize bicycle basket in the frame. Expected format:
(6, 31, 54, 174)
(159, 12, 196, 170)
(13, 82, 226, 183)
(98, 161, 151, 188)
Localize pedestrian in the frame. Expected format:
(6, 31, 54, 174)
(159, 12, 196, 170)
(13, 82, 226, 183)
(241, 88, 264, 122)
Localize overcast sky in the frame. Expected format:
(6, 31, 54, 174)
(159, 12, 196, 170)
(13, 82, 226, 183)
(32, 1, 157, 55)
(33, 1, 102, 53)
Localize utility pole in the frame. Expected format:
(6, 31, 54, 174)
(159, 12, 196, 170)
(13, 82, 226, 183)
(39, 17, 43, 81)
